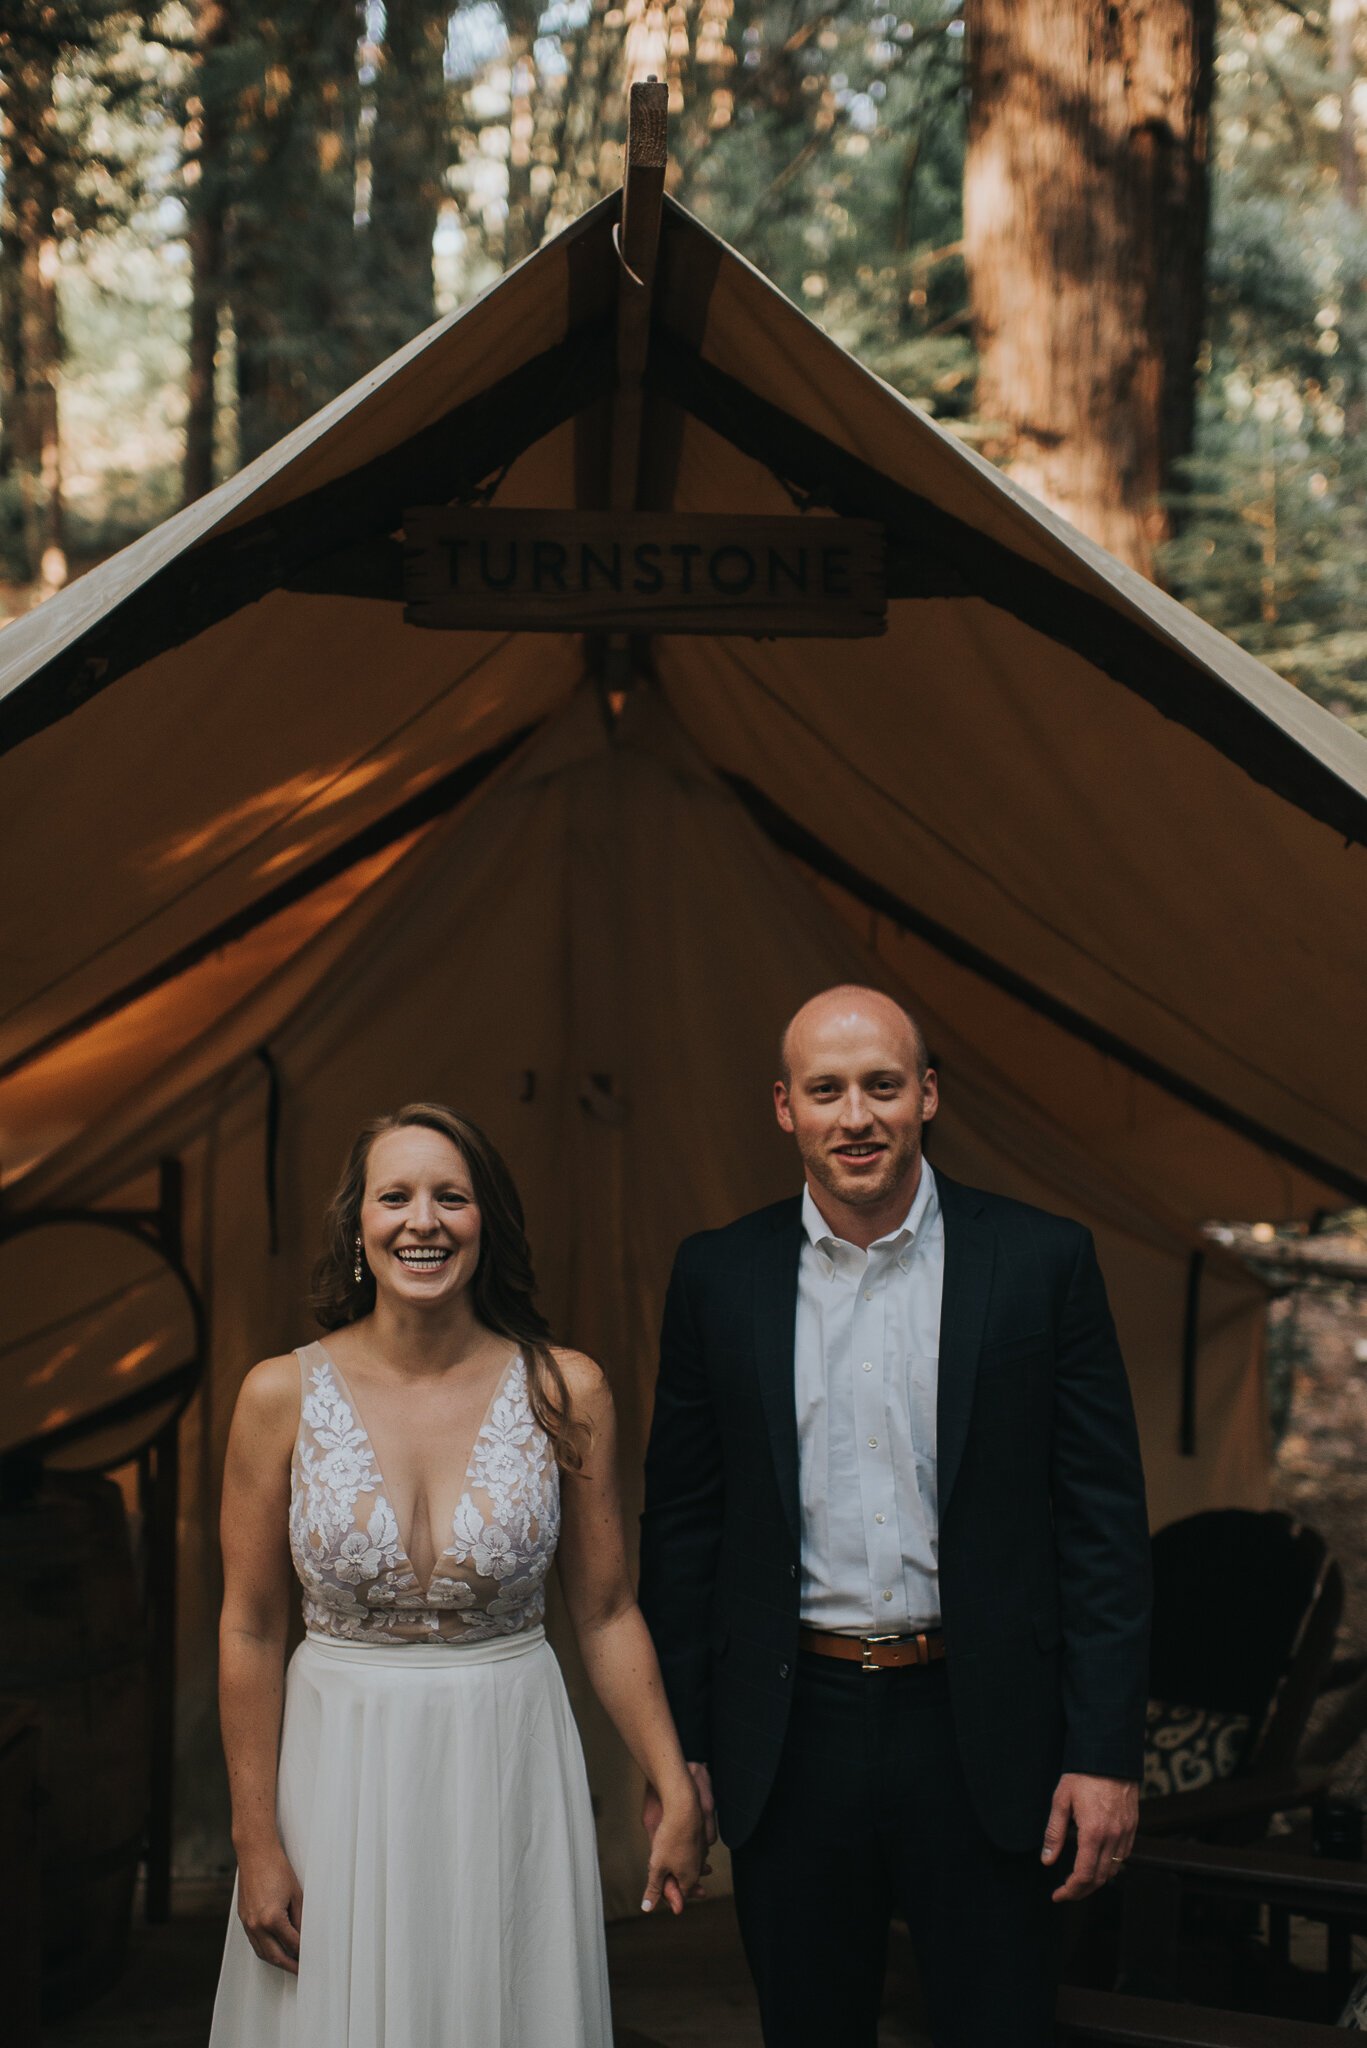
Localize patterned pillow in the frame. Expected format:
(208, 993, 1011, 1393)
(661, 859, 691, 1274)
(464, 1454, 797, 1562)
(1141, 1699, 1253, 1800)
(1341, 1970, 1367, 2029)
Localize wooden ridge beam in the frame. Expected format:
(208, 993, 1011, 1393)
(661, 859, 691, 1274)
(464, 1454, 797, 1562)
(609, 78, 668, 514)
(601, 78, 668, 690)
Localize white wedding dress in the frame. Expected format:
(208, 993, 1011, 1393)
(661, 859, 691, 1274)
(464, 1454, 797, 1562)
(209, 1344, 613, 2047)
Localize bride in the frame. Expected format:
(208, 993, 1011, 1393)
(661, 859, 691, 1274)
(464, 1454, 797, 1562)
(209, 1103, 705, 2046)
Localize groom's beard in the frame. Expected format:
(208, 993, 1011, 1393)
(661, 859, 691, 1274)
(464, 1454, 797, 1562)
(800, 1120, 925, 1211)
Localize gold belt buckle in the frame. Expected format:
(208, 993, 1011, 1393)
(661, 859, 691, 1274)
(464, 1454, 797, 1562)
(859, 1632, 902, 1672)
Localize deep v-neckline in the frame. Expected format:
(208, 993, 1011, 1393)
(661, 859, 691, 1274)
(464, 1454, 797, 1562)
(315, 1344, 521, 1598)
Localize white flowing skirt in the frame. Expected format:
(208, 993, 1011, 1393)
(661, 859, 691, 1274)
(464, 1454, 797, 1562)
(209, 1628, 613, 2048)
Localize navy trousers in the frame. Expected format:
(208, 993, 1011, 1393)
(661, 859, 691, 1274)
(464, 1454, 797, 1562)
(729, 1650, 1059, 2046)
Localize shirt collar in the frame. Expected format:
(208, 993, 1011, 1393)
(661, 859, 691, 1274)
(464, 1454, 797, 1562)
(801, 1161, 938, 1259)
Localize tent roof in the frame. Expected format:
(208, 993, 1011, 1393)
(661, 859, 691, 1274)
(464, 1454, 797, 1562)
(3, 192, 1366, 1215)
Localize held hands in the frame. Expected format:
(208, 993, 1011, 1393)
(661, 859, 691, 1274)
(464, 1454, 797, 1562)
(236, 1837, 304, 1973)
(1041, 1772, 1139, 1903)
(641, 1761, 715, 1915)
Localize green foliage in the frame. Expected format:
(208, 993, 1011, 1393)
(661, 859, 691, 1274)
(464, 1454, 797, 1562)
(438, 1, 972, 414)
(0, 3, 166, 233)
(680, 3, 973, 417)
(60, 221, 190, 554)
(1160, 4, 1367, 731)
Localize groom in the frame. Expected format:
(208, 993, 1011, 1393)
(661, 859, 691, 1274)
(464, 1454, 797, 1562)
(639, 985, 1151, 2045)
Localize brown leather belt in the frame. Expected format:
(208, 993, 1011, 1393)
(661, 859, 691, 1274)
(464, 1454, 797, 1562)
(799, 1626, 946, 1672)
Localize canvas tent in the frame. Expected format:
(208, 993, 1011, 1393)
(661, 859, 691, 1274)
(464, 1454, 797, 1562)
(2, 170, 1367, 1916)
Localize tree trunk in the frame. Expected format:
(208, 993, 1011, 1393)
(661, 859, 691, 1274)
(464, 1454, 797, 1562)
(1332, 1, 1364, 440)
(963, 0, 1215, 578)
(183, 1, 229, 505)
(0, 36, 66, 589)
(228, 0, 366, 465)
(503, 7, 540, 269)
(1332, 0, 1360, 209)
(363, 0, 449, 344)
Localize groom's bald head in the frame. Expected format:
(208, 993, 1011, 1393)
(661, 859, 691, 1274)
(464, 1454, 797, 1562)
(775, 985, 937, 1219)
(778, 985, 928, 1088)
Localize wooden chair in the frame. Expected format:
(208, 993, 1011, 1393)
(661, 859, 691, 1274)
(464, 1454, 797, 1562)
(0, 1702, 41, 2045)
(1062, 1510, 1359, 2007)
(1140, 1510, 1343, 1841)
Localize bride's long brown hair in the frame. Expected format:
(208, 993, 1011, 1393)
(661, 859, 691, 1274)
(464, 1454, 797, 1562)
(310, 1103, 586, 1472)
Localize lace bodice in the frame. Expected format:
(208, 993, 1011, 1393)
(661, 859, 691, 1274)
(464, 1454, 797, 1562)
(288, 1343, 560, 1644)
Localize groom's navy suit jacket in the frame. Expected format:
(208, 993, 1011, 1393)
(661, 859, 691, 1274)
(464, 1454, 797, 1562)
(638, 1172, 1152, 1854)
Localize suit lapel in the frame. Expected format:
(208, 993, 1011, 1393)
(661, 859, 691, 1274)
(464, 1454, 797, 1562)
(752, 1199, 804, 1549)
(935, 1173, 995, 1518)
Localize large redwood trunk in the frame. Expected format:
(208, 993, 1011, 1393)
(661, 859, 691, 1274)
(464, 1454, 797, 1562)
(182, 1, 229, 506)
(363, 1, 449, 340)
(228, 3, 365, 466)
(0, 36, 66, 589)
(963, 0, 1215, 578)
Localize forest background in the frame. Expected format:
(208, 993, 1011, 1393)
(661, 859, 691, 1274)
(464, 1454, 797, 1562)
(1, 0, 1366, 736)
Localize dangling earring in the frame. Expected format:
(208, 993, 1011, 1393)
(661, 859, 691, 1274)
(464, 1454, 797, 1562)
(353, 1235, 364, 1285)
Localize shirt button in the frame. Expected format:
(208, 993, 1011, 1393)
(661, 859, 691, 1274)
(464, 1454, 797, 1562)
(862, 1360, 874, 1372)
(875, 1513, 886, 1525)
(864, 1290, 874, 1301)
(790, 1563, 797, 1578)
(882, 1590, 894, 1602)
(868, 1436, 878, 1448)
(779, 1661, 791, 1679)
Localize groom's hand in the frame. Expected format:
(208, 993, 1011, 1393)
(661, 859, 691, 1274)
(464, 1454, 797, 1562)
(1041, 1771, 1138, 1902)
(643, 1761, 717, 1847)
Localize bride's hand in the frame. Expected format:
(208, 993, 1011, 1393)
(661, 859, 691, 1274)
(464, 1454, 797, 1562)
(644, 1760, 717, 1847)
(641, 1786, 709, 1916)
(236, 1837, 304, 1973)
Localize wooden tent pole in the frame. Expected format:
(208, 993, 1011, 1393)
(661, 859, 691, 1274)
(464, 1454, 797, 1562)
(602, 78, 667, 691)
(144, 1152, 188, 1924)
(1179, 1249, 1205, 1458)
(609, 78, 667, 514)
(142, 1413, 178, 1922)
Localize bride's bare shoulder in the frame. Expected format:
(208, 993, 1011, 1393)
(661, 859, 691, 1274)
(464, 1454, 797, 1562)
(550, 1345, 611, 1412)
(232, 1351, 303, 1433)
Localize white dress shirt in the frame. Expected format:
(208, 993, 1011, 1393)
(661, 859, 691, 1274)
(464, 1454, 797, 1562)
(795, 1163, 944, 1634)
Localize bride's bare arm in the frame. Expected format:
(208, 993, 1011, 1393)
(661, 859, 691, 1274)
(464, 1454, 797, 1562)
(219, 1355, 302, 1972)
(554, 1350, 706, 1915)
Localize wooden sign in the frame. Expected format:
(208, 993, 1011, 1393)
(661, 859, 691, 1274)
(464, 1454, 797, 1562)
(403, 509, 886, 637)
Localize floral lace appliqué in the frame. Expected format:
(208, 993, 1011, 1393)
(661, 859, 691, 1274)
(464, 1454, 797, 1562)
(288, 1347, 560, 1644)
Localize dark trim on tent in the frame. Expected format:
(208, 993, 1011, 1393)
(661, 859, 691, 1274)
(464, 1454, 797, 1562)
(725, 771, 1367, 1210)
(651, 336, 1367, 852)
(1180, 1250, 1205, 1457)
(0, 728, 534, 1083)
(0, 325, 615, 757)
